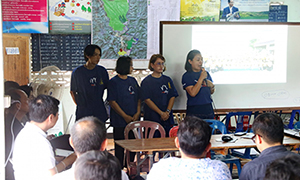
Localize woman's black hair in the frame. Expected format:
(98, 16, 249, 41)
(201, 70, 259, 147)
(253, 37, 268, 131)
(115, 56, 132, 75)
(184, 50, 201, 72)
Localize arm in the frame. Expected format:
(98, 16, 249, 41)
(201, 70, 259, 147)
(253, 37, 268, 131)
(49, 152, 77, 175)
(109, 100, 133, 124)
(70, 91, 77, 105)
(185, 69, 207, 97)
(144, 99, 169, 121)
(132, 100, 141, 121)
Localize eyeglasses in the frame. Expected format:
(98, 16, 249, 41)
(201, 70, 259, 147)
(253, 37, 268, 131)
(251, 134, 262, 143)
(155, 62, 165, 66)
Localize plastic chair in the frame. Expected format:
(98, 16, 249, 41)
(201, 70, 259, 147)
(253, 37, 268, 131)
(225, 111, 253, 133)
(124, 121, 166, 178)
(169, 126, 179, 137)
(225, 112, 259, 160)
(205, 119, 242, 176)
(288, 110, 300, 129)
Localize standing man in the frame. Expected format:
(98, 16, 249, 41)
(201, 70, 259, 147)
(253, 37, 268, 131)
(222, 0, 240, 21)
(12, 95, 76, 180)
(70, 44, 109, 122)
(240, 113, 296, 180)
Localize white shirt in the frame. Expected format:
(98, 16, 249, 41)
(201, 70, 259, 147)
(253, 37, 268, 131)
(12, 122, 56, 180)
(51, 164, 129, 180)
(147, 157, 232, 180)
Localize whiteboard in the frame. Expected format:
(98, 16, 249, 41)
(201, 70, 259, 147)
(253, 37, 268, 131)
(161, 22, 300, 110)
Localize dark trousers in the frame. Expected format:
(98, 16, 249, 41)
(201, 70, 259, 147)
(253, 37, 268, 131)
(113, 127, 135, 167)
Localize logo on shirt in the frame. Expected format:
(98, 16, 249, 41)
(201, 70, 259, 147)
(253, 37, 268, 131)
(129, 86, 135, 95)
(161, 85, 168, 94)
(90, 77, 97, 86)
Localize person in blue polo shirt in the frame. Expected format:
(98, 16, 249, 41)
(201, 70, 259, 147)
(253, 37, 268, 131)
(70, 44, 109, 122)
(182, 50, 215, 119)
(108, 56, 141, 166)
(141, 54, 178, 136)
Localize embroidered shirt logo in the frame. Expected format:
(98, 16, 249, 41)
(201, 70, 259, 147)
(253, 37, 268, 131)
(129, 86, 135, 95)
(161, 85, 168, 94)
(90, 77, 97, 86)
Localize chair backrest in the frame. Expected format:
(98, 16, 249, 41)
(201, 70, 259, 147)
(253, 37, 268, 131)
(288, 110, 300, 129)
(169, 126, 179, 137)
(124, 121, 166, 139)
(225, 111, 252, 133)
(205, 119, 227, 134)
(173, 113, 186, 124)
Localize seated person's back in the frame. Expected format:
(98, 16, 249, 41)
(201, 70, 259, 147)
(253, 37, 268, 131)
(264, 154, 300, 180)
(74, 150, 121, 180)
(147, 116, 231, 180)
(240, 113, 296, 180)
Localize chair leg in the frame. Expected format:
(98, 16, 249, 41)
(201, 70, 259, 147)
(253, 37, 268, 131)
(235, 161, 242, 177)
(229, 163, 233, 174)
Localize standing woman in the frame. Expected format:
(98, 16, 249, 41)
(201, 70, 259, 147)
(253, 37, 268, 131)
(70, 44, 109, 122)
(182, 50, 215, 119)
(141, 54, 178, 136)
(108, 56, 140, 166)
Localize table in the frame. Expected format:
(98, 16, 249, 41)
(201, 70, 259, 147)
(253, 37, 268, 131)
(115, 134, 300, 175)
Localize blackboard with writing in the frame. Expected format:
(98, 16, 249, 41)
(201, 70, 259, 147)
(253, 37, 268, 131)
(269, 5, 288, 22)
(31, 34, 91, 71)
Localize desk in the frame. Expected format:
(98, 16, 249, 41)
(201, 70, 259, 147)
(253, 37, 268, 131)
(115, 134, 300, 174)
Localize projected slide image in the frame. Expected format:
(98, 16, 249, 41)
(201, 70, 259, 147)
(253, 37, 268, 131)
(192, 25, 288, 84)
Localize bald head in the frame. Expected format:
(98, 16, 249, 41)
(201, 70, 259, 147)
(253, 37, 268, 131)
(70, 116, 106, 155)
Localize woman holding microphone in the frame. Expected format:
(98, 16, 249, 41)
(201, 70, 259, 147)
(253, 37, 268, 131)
(182, 50, 215, 119)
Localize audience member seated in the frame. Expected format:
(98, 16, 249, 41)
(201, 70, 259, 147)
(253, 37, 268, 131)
(5, 89, 29, 180)
(240, 113, 295, 180)
(147, 116, 231, 180)
(74, 150, 122, 180)
(51, 116, 129, 180)
(12, 95, 76, 180)
(264, 154, 300, 180)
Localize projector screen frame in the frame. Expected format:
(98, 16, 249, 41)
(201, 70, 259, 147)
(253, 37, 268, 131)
(160, 21, 300, 111)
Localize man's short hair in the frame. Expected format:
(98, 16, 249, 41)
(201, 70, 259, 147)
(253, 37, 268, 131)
(29, 95, 59, 123)
(4, 81, 20, 94)
(264, 154, 300, 180)
(75, 150, 121, 180)
(70, 116, 107, 154)
(84, 44, 102, 62)
(115, 56, 132, 75)
(252, 113, 284, 144)
(177, 116, 212, 157)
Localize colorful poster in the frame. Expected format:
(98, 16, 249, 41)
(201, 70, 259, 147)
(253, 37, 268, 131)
(220, 0, 270, 22)
(180, 0, 221, 21)
(92, 0, 147, 65)
(49, 0, 92, 34)
(2, 0, 48, 33)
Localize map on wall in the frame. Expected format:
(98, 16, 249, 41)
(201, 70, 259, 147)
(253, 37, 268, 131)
(49, 0, 92, 34)
(93, 0, 147, 61)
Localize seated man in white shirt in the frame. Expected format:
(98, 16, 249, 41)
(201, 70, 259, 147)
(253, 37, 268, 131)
(12, 95, 76, 180)
(51, 116, 129, 180)
(147, 116, 231, 180)
(75, 150, 122, 180)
